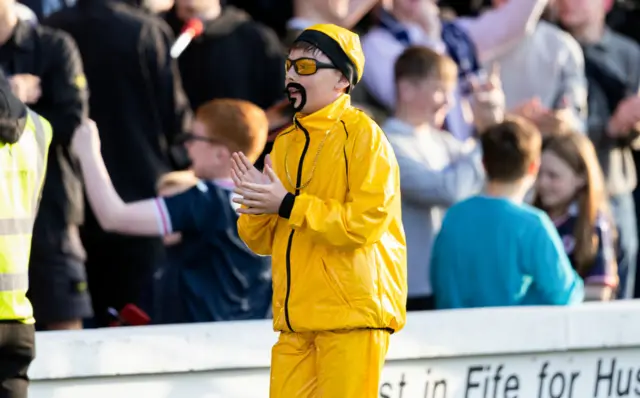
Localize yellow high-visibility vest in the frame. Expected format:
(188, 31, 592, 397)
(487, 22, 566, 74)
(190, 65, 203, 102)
(0, 109, 52, 323)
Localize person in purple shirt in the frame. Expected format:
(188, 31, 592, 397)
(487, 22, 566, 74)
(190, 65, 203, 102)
(70, 98, 272, 323)
(534, 132, 619, 301)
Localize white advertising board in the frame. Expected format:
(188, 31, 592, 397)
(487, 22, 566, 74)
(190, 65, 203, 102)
(30, 349, 640, 398)
(28, 302, 640, 398)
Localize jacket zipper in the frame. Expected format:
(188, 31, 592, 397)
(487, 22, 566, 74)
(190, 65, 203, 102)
(284, 119, 311, 332)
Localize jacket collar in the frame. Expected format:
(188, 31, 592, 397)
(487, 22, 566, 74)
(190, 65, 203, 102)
(294, 94, 351, 134)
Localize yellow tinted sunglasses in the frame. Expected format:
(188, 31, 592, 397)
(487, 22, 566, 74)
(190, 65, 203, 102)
(285, 58, 336, 76)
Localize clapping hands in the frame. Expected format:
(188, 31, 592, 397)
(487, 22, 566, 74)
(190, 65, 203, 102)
(231, 153, 289, 215)
(231, 152, 270, 185)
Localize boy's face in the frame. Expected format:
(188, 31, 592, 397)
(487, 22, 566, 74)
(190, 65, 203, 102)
(184, 120, 230, 179)
(397, 74, 456, 127)
(555, 0, 603, 29)
(285, 48, 349, 115)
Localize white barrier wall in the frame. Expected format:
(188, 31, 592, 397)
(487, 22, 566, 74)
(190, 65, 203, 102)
(29, 301, 640, 398)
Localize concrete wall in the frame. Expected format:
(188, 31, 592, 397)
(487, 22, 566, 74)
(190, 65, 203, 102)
(29, 301, 640, 398)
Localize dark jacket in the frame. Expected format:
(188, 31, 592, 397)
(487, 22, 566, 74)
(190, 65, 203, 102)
(45, 0, 192, 327)
(45, 0, 192, 204)
(0, 20, 88, 261)
(163, 6, 285, 110)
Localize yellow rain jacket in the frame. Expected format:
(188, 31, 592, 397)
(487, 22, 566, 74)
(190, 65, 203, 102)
(238, 25, 407, 331)
(238, 92, 407, 333)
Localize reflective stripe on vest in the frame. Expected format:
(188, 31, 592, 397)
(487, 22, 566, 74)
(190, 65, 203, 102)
(0, 273, 29, 292)
(0, 218, 37, 235)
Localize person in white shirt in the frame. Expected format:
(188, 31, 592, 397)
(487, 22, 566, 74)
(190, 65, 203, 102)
(384, 46, 485, 310)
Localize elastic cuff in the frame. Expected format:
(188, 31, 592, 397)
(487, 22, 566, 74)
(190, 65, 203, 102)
(278, 193, 295, 219)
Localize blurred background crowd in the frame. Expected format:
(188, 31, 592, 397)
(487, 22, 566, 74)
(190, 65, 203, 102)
(4, 0, 640, 331)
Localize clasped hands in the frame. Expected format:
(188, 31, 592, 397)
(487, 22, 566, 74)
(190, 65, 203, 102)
(231, 152, 288, 215)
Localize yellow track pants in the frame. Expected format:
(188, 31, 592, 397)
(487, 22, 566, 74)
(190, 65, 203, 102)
(269, 328, 390, 398)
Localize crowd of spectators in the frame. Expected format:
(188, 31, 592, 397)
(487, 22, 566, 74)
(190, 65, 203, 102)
(2, 0, 640, 330)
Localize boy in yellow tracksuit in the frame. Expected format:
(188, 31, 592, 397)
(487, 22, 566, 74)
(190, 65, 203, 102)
(232, 24, 407, 398)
